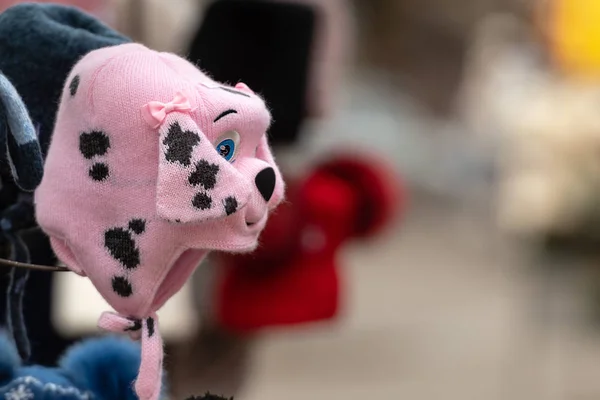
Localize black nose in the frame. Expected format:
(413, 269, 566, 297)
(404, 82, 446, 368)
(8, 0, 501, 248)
(255, 167, 276, 202)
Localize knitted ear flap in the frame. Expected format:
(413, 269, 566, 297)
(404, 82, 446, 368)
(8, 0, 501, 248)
(0, 72, 43, 192)
(150, 110, 252, 224)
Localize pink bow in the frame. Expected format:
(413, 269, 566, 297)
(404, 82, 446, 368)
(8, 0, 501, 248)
(142, 92, 193, 129)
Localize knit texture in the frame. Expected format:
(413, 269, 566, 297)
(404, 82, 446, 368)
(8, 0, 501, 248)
(0, 72, 43, 192)
(35, 43, 284, 400)
(0, 1, 129, 237)
(0, 3, 129, 158)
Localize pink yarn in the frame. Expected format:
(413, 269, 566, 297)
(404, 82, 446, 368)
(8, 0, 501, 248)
(35, 43, 284, 399)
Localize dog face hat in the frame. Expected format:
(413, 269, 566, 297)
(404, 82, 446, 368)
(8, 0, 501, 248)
(35, 43, 284, 400)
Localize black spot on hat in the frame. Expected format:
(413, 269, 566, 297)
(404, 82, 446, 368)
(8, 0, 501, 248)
(80, 131, 110, 159)
(89, 163, 109, 181)
(104, 227, 140, 269)
(112, 276, 133, 297)
(223, 196, 238, 216)
(69, 75, 80, 96)
(128, 219, 146, 235)
(192, 192, 212, 210)
(163, 122, 200, 166)
(146, 317, 155, 337)
(188, 159, 219, 190)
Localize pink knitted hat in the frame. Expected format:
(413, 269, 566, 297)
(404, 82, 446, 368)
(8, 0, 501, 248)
(34, 43, 284, 400)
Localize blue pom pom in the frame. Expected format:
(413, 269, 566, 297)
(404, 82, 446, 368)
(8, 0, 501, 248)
(60, 336, 144, 400)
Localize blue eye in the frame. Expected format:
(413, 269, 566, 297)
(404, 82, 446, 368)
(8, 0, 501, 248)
(215, 131, 240, 162)
(217, 139, 235, 161)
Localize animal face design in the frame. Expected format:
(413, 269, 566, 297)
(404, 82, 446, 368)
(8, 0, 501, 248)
(35, 43, 285, 318)
(148, 80, 282, 227)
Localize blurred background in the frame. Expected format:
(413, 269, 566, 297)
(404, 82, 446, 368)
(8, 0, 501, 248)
(7, 0, 600, 399)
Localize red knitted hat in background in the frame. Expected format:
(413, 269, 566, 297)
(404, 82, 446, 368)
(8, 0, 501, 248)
(215, 154, 405, 333)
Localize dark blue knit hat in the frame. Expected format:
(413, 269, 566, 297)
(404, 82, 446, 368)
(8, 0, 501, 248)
(0, 3, 130, 157)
